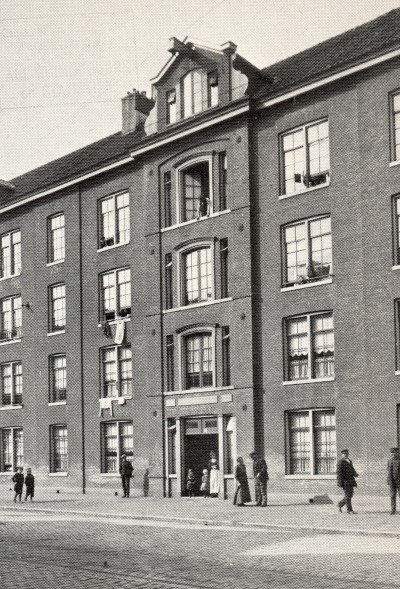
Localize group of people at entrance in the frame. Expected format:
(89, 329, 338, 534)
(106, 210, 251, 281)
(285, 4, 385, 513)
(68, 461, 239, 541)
(187, 450, 221, 497)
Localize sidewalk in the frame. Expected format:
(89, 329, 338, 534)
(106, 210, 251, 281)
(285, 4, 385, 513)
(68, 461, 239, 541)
(1, 487, 400, 537)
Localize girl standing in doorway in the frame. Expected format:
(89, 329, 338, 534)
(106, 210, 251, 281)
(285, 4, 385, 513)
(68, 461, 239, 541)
(208, 450, 221, 497)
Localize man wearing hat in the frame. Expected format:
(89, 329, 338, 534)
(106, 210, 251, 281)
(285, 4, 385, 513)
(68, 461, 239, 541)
(249, 451, 268, 506)
(119, 454, 134, 498)
(387, 447, 400, 514)
(337, 449, 359, 514)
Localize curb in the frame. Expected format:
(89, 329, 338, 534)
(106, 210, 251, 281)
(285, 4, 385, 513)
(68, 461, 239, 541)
(2, 504, 400, 538)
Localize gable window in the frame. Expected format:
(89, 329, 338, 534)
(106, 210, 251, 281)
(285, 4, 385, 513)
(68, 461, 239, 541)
(101, 345, 132, 398)
(101, 421, 133, 473)
(283, 215, 332, 286)
(0, 230, 21, 278)
(1, 361, 22, 407)
(181, 70, 203, 119)
(182, 247, 212, 305)
(281, 120, 330, 195)
(207, 71, 218, 108)
(100, 268, 131, 321)
(184, 332, 213, 389)
(48, 213, 65, 263)
(391, 92, 400, 162)
(286, 409, 336, 475)
(49, 284, 65, 332)
(0, 295, 22, 342)
(180, 160, 211, 222)
(50, 355, 67, 403)
(285, 312, 334, 382)
(0, 427, 23, 472)
(50, 425, 68, 473)
(99, 192, 130, 249)
(166, 89, 177, 125)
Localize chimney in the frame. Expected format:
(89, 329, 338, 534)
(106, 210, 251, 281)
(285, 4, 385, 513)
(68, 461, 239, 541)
(122, 89, 154, 135)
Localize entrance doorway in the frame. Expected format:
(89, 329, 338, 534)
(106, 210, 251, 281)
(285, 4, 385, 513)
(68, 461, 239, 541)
(183, 417, 219, 495)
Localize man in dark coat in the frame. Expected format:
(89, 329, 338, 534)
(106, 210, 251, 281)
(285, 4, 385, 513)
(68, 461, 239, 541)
(249, 451, 268, 506)
(337, 449, 358, 514)
(387, 447, 400, 514)
(119, 455, 134, 498)
(12, 466, 24, 503)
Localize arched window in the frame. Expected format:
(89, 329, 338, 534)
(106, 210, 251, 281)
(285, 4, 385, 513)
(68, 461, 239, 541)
(181, 70, 203, 119)
(182, 247, 212, 305)
(184, 331, 213, 389)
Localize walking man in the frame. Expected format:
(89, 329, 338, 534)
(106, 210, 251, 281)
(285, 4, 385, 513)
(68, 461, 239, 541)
(387, 447, 400, 514)
(249, 451, 268, 506)
(119, 455, 134, 498)
(337, 449, 358, 514)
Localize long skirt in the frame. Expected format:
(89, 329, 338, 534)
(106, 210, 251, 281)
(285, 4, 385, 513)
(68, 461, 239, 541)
(233, 480, 251, 505)
(209, 468, 221, 495)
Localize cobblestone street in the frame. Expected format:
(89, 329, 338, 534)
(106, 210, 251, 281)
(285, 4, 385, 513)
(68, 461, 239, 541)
(1, 508, 400, 588)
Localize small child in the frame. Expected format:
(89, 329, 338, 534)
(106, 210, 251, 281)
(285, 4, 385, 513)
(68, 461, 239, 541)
(24, 468, 35, 502)
(186, 468, 196, 498)
(200, 468, 209, 498)
(12, 466, 24, 503)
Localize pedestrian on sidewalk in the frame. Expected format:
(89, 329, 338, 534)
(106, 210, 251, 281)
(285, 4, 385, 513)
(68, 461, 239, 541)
(24, 467, 35, 502)
(387, 447, 400, 514)
(200, 469, 209, 498)
(12, 466, 24, 503)
(119, 455, 134, 498)
(337, 449, 358, 514)
(186, 468, 196, 498)
(249, 451, 268, 506)
(208, 450, 221, 497)
(233, 456, 251, 507)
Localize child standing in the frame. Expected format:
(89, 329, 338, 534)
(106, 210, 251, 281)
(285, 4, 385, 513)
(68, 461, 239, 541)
(12, 466, 24, 503)
(186, 468, 196, 498)
(24, 468, 35, 502)
(200, 468, 209, 498)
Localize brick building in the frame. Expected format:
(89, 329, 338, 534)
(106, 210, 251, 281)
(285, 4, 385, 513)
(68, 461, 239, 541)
(2, 9, 400, 497)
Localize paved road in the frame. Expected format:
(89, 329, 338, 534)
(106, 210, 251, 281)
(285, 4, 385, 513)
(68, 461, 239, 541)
(0, 509, 400, 588)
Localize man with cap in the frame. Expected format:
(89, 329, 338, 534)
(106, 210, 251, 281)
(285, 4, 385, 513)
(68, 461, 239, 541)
(387, 447, 400, 514)
(119, 454, 134, 498)
(337, 449, 359, 514)
(249, 451, 268, 506)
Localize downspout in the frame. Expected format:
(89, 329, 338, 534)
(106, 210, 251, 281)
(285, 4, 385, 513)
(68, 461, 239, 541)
(157, 168, 166, 497)
(78, 184, 86, 494)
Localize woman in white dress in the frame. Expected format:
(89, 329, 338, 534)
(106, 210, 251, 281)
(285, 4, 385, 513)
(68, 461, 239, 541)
(208, 450, 221, 497)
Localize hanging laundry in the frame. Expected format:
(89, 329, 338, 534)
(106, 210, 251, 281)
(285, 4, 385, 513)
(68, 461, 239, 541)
(101, 320, 112, 338)
(114, 319, 125, 345)
(99, 397, 113, 417)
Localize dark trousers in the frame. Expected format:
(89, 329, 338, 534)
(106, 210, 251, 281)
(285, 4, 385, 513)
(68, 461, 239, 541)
(254, 478, 268, 506)
(338, 483, 354, 512)
(121, 476, 131, 497)
(389, 484, 400, 513)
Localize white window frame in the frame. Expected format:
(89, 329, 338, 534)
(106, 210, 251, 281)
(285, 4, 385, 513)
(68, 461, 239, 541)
(280, 119, 330, 197)
(285, 408, 337, 479)
(101, 420, 133, 475)
(98, 191, 130, 250)
(49, 284, 66, 333)
(0, 295, 22, 343)
(181, 69, 204, 119)
(100, 267, 131, 322)
(391, 90, 400, 163)
(178, 326, 216, 393)
(0, 427, 23, 473)
(47, 213, 65, 264)
(0, 229, 21, 279)
(1, 361, 22, 407)
(49, 354, 67, 404)
(176, 156, 214, 225)
(283, 311, 335, 384)
(100, 345, 132, 399)
(177, 241, 215, 308)
(50, 424, 68, 473)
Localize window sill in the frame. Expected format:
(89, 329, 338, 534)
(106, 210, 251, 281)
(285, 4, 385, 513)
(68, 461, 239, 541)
(0, 405, 23, 411)
(97, 318, 131, 327)
(168, 474, 177, 479)
(392, 265, 400, 271)
(389, 160, 400, 168)
(284, 474, 336, 480)
(100, 473, 120, 477)
(164, 385, 234, 396)
(395, 370, 400, 375)
(0, 338, 22, 346)
(282, 377, 335, 385)
(161, 209, 231, 233)
(281, 277, 332, 292)
(47, 330, 65, 337)
(48, 401, 67, 406)
(0, 472, 13, 476)
(0, 272, 21, 282)
(48, 472, 68, 477)
(279, 181, 330, 200)
(97, 241, 130, 253)
(46, 260, 64, 267)
(163, 297, 233, 314)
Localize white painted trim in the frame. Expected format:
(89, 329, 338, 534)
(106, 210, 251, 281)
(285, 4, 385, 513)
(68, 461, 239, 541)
(163, 297, 233, 314)
(0, 405, 23, 411)
(392, 265, 400, 271)
(0, 339, 21, 346)
(284, 474, 336, 480)
(390, 160, 400, 168)
(97, 241, 130, 253)
(176, 239, 215, 308)
(48, 472, 68, 477)
(281, 277, 332, 292)
(161, 209, 231, 233)
(259, 48, 400, 110)
(176, 417, 181, 496)
(48, 401, 67, 406)
(0, 156, 134, 215)
(164, 385, 234, 397)
(46, 260, 64, 268)
(0, 272, 21, 282)
(282, 377, 335, 385)
(279, 181, 330, 200)
(395, 370, 400, 375)
(47, 330, 65, 337)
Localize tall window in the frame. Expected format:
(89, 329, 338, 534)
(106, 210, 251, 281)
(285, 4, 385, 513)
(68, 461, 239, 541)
(100, 268, 131, 321)
(0, 295, 22, 342)
(181, 161, 211, 222)
(166, 89, 177, 125)
(283, 215, 332, 286)
(101, 421, 133, 473)
(286, 409, 336, 475)
(285, 312, 334, 381)
(281, 120, 330, 195)
(183, 247, 212, 305)
(219, 153, 227, 211)
(181, 70, 203, 119)
(50, 355, 67, 402)
(165, 253, 173, 310)
(99, 192, 130, 249)
(49, 284, 65, 332)
(48, 213, 65, 263)
(1, 361, 22, 406)
(220, 238, 229, 298)
(164, 171, 172, 227)
(184, 332, 213, 389)
(0, 230, 21, 278)
(166, 335, 175, 392)
(207, 71, 219, 108)
(0, 427, 23, 472)
(50, 425, 68, 473)
(391, 91, 400, 162)
(101, 345, 132, 398)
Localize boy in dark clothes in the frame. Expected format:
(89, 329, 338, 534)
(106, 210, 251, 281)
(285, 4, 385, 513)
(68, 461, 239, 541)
(24, 468, 35, 501)
(12, 466, 24, 503)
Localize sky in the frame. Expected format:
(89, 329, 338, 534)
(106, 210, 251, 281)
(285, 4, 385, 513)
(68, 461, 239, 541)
(1, 0, 400, 180)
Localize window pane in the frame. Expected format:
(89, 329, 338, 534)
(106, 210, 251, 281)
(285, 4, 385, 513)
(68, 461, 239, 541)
(284, 223, 307, 282)
(116, 193, 130, 244)
(313, 410, 336, 474)
(1, 429, 12, 471)
(312, 313, 334, 378)
(287, 317, 308, 380)
(104, 422, 118, 473)
(288, 412, 310, 474)
(52, 426, 68, 472)
(14, 429, 24, 469)
(50, 214, 65, 262)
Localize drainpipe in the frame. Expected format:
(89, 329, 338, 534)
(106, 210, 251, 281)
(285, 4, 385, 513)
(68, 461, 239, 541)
(78, 184, 86, 494)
